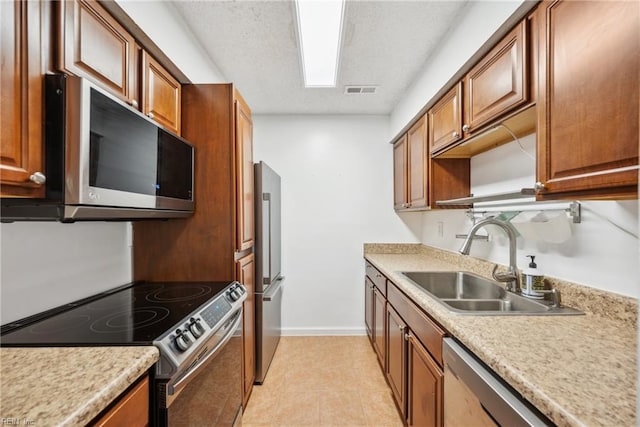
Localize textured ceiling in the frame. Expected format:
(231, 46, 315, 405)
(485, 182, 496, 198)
(171, 1, 468, 114)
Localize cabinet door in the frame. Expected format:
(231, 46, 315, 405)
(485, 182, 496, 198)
(364, 277, 374, 341)
(237, 252, 255, 404)
(235, 95, 255, 252)
(407, 116, 428, 209)
(385, 305, 407, 418)
(372, 286, 386, 368)
(94, 376, 149, 427)
(429, 83, 463, 154)
(464, 20, 528, 134)
(141, 51, 181, 134)
(393, 135, 408, 209)
(536, 0, 639, 199)
(0, 0, 45, 198)
(59, 0, 137, 105)
(407, 334, 443, 427)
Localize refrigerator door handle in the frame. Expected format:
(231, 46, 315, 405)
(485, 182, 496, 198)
(263, 276, 285, 301)
(262, 192, 272, 285)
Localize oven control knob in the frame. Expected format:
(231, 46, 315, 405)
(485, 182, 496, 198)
(174, 329, 192, 352)
(188, 318, 205, 338)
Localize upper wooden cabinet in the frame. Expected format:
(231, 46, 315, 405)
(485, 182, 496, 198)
(463, 20, 528, 134)
(141, 51, 181, 134)
(235, 94, 255, 252)
(394, 118, 429, 210)
(58, 0, 138, 105)
(393, 135, 408, 209)
(0, 0, 46, 198)
(407, 118, 429, 209)
(428, 83, 463, 154)
(536, 0, 639, 200)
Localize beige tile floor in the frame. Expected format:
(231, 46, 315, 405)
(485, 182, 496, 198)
(242, 336, 404, 427)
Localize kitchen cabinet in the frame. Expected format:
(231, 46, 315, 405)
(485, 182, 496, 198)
(0, 0, 47, 198)
(394, 116, 470, 210)
(237, 252, 255, 406)
(373, 285, 386, 368)
(407, 333, 443, 427)
(133, 83, 255, 403)
(93, 375, 149, 427)
(463, 20, 528, 134)
(385, 281, 446, 427)
(366, 261, 387, 367)
(386, 304, 407, 418)
(58, 0, 138, 106)
(141, 51, 181, 134)
(428, 83, 462, 154)
(364, 277, 374, 341)
(536, 0, 639, 200)
(235, 95, 255, 251)
(394, 117, 429, 210)
(393, 135, 408, 209)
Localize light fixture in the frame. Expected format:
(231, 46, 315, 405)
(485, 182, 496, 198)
(295, 0, 345, 88)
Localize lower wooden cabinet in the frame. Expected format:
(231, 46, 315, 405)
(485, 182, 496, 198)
(366, 275, 446, 427)
(237, 252, 255, 407)
(373, 286, 386, 368)
(407, 333, 443, 427)
(93, 375, 149, 427)
(386, 304, 407, 418)
(365, 278, 374, 341)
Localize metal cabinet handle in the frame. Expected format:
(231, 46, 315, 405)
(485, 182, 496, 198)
(148, 112, 155, 119)
(399, 325, 405, 331)
(452, 131, 459, 138)
(534, 181, 546, 191)
(29, 172, 46, 185)
(130, 99, 139, 108)
(462, 124, 470, 132)
(404, 333, 410, 341)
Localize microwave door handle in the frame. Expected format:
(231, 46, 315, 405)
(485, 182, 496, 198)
(263, 192, 272, 285)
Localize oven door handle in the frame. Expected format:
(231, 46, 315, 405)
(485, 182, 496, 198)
(168, 309, 242, 396)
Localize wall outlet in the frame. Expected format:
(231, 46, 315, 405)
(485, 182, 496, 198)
(437, 221, 444, 238)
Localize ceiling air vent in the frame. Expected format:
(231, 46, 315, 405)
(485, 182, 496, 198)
(344, 85, 378, 95)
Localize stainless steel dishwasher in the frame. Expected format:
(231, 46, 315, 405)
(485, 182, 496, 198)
(443, 338, 554, 427)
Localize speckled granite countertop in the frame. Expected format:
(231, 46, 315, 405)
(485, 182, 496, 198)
(0, 346, 159, 426)
(364, 244, 637, 427)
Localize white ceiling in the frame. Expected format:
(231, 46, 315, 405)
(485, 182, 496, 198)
(170, 1, 469, 115)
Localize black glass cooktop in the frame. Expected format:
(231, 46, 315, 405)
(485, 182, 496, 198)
(0, 281, 233, 346)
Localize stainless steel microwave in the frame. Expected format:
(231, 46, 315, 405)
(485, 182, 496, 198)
(1, 74, 194, 222)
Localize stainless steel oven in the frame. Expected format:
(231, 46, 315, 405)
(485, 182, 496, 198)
(1, 281, 247, 427)
(156, 307, 243, 426)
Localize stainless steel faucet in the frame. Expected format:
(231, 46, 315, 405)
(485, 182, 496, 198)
(459, 217, 522, 293)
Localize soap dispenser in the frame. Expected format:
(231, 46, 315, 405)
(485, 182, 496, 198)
(521, 255, 545, 299)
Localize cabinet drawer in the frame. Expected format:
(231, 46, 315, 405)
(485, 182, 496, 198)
(387, 282, 446, 366)
(94, 375, 149, 427)
(365, 261, 387, 295)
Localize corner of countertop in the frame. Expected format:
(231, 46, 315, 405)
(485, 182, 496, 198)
(364, 243, 638, 328)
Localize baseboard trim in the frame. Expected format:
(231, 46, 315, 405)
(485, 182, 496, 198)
(281, 327, 367, 336)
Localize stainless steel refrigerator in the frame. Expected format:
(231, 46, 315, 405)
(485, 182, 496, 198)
(254, 161, 284, 384)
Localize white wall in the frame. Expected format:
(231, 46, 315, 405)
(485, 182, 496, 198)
(390, 0, 525, 136)
(1, 222, 132, 323)
(419, 135, 639, 298)
(253, 115, 420, 335)
(115, 0, 226, 83)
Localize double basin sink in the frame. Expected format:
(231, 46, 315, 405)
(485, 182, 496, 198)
(400, 271, 583, 315)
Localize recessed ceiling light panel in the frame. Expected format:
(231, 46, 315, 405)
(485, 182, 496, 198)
(295, 0, 345, 88)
